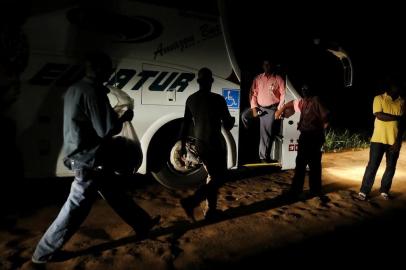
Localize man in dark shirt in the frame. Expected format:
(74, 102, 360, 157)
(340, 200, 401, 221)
(180, 67, 235, 221)
(276, 84, 329, 198)
(32, 52, 159, 265)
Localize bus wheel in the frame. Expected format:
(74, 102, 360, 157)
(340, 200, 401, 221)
(148, 122, 207, 189)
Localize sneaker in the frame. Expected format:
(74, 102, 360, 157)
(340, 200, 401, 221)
(180, 198, 196, 222)
(357, 192, 367, 201)
(31, 257, 47, 265)
(380, 192, 391, 200)
(317, 194, 330, 205)
(31, 250, 72, 264)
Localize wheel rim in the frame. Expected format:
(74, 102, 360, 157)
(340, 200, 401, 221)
(169, 140, 203, 174)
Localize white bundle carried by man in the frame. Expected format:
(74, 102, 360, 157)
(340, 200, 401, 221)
(104, 86, 143, 175)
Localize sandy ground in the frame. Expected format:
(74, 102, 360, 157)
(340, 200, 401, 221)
(1, 144, 406, 270)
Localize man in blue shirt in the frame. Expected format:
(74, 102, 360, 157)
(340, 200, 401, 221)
(32, 52, 159, 265)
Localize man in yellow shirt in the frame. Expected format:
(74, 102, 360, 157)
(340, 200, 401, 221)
(359, 83, 404, 200)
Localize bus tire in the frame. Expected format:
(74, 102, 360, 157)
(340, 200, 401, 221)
(148, 120, 207, 189)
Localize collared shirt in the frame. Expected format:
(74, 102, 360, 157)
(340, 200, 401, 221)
(250, 73, 285, 110)
(63, 77, 120, 168)
(293, 96, 329, 132)
(371, 92, 404, 145)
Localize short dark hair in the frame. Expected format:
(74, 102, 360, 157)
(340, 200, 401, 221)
(301, 83, 316, 97)
(84, 51, 112, 71)
(198, 67, 213, 79)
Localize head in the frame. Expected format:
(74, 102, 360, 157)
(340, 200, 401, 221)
(197, 67, 214, 91)
(301, 83, 314, 98)
(84, 51, 113, 83)
(262, 60, 274, 74)
(387, 80, 400, 99)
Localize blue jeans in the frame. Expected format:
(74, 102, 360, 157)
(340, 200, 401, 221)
(360, 142, 400, 195)
(32, 163, 152, 262)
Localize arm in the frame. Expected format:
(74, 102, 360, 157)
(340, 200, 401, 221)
(85, 89, 122, 138)
(374, 112, 401, 122)
(250, 77, 260, 117)
(398, 116, 405, 141)
(316, 97, 330, 129)
(275, 100, 294, 119)
(277, 76, 286, 110)
(390, 116, 405, 151)
(391, 103, 405, 151)
(373, 95, 401, 122)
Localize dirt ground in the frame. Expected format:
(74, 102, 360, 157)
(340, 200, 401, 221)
(1, 144, 406, 270)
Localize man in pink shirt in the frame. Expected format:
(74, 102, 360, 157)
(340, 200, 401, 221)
(276, 84, 329, 198)
(241, 60, 285, 163)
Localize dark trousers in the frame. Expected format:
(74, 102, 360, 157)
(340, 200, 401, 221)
(187, 141, 226, 211)
(360, 142, 400, 194)
(33, 164, 152, 262)
(291, 131, 325, 195)
(241, 106, 277, 160)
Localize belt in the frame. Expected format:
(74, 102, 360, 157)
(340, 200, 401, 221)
(259, 103, 279, 110)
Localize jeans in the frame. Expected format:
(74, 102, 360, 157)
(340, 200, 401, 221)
(32, 162, 152, 262)
(360, 142, 400, 194)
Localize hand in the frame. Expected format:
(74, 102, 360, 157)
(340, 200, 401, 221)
(252, 108, 259, 118)
(121, 109, 134, 122)
(323, 122, 329, 129)
(275, 109, 283, 119)
(390, 141, 401, 152)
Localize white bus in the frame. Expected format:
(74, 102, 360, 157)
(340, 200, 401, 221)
(11, 0, 351, 188)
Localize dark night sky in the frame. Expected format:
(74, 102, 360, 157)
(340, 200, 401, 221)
(224, 0, 406, 132)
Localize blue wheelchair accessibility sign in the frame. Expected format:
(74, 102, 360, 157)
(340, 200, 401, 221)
(222, 88, 240, 109)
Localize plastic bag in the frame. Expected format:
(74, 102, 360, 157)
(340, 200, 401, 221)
(109, 86, 134, 113)
(105, 86, 143, 175)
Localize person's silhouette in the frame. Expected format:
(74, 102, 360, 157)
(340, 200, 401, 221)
(180, 67, 235, 221)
